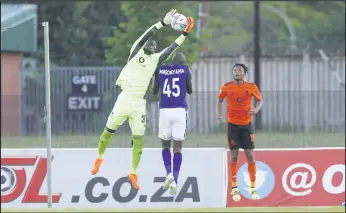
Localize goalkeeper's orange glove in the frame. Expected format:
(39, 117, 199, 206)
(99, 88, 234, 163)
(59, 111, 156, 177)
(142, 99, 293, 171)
(184, 17, 194, 33)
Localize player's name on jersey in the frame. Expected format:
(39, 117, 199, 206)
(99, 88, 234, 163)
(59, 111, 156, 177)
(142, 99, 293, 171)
(159, 68, 185, 75)
(71, 74, 98, 94)
(67, 95, 102, 111)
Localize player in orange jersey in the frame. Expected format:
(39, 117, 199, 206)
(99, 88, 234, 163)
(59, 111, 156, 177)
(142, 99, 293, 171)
(217, 63, 263, 202)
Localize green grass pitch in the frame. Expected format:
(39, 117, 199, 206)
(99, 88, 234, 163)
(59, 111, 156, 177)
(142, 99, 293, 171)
(1, 132, 344, 149)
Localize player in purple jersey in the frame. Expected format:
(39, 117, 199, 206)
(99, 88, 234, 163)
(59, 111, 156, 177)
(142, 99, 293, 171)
(152, 52, 192, 195)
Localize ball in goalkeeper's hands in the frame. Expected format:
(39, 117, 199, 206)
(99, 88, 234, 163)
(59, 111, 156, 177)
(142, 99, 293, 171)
(170, 13, 188, 31)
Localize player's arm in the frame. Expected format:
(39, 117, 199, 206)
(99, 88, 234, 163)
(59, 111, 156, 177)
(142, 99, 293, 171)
(217, 85, 227, 122)
(157, 17, 194, 65)
(128, 9, 177, 61)
(127, 22, 164, 62)
(152, 67, 160, 95)
(252, 84, 263, 113)
(186, 66, 192, 95)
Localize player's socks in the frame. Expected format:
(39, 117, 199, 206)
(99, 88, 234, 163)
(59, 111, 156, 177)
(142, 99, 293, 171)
(162, 148, 172, 175)
(97, 130, 113, 159)
(248, 161, 256, 188)
(173, 152, 182, 184)
(229, 162, 238, 187)
(131, 135, 143, 174)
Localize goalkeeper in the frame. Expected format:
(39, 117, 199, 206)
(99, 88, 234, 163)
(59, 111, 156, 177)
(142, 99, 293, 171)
(91, 9, 194, 191)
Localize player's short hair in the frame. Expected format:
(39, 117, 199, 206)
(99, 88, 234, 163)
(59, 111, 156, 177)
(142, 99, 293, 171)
(233, 63, 248, 73)
(172, 52, 186, 64)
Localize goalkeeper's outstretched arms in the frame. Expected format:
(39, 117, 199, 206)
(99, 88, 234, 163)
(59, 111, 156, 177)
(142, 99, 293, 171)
(157, 17, 195, 65)
(128, 9, 177, 61)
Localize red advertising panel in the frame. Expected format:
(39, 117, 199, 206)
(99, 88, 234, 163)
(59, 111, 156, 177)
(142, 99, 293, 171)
(227, 148, 345, 207)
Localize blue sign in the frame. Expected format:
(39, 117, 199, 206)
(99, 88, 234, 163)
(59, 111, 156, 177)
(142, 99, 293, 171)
(237, 161, 275, 200)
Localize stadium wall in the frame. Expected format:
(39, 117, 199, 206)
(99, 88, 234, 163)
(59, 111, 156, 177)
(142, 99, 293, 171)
(1, 52, 22, 136)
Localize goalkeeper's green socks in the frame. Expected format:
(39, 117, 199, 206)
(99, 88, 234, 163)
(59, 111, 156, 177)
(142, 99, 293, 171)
(97, 130, 113, 159)
(131, 135, 143, 174)
(97, 132, 143, 173)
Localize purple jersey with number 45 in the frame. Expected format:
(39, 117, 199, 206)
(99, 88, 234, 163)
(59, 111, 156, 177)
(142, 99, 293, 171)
(156, 64, 191, 109)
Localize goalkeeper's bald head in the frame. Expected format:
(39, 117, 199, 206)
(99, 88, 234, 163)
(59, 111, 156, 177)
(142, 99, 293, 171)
(143, 39, 157, 55)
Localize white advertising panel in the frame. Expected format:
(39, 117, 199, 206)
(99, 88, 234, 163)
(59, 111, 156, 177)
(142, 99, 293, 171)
(1, 148, 226, 209)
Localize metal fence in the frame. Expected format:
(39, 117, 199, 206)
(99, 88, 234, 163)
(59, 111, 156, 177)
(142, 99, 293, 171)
(1, 54, 344, 149)
(21, 66, 123, 136)
(20, 54, 345, 134)
(190, 54, 346, 133)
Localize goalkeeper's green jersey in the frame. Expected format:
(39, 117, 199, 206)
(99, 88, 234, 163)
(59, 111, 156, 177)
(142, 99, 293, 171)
(116, 21, 187, 98)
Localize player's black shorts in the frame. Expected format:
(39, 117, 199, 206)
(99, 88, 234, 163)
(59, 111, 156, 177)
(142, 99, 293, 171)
(227, 122, 255, 150)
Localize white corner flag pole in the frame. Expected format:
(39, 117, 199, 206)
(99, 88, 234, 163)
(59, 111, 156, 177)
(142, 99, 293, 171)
(42, 22, 53, 208)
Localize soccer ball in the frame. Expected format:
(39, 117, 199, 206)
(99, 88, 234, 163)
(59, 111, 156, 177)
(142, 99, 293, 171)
(171, 13, 187, 31)
(1, 167, 16, 195)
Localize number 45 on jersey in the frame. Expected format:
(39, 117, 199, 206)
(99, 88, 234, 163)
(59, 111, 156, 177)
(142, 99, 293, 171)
(163, 77, 180, 97)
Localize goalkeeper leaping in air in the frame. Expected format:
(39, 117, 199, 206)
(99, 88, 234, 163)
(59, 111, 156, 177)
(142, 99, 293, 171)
(91, 9, 194, 190)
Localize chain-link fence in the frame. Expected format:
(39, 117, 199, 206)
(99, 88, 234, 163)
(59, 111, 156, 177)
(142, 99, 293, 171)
(1, 1, 345, 149)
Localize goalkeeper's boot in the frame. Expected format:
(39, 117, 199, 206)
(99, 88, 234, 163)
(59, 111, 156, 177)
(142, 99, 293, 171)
(128, 172, 140, 190)
(231, 187, 241, 202)
(168, 182, 177, 195)
(250, 187, 260, 200)
(163, 173, 174, 190)
(91, 158, 103, 175)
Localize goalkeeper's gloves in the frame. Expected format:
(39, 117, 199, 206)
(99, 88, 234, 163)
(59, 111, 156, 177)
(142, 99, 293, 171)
(161, 9, 177, 26)
(183, 17, 194, 36)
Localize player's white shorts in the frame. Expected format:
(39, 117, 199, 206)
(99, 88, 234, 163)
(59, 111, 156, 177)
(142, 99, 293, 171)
(106, 91, 146, 136)
(159, 108, 187, 141)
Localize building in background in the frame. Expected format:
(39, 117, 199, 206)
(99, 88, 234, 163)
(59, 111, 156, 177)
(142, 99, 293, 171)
(1, 4, 37, 136)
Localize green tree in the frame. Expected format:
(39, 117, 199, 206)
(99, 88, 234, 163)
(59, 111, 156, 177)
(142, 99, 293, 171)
(294, 1, 345, 54)
(72, 2, 125, 65)
(204, 1, 345, 55)
(27, 2, 124, 66)
(27, 2, 75, 65)
(205, 2, 253, 55)
(23, 2, 125, 117)
(105, 1, 206, 66)
(272, 1, 345, 54)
